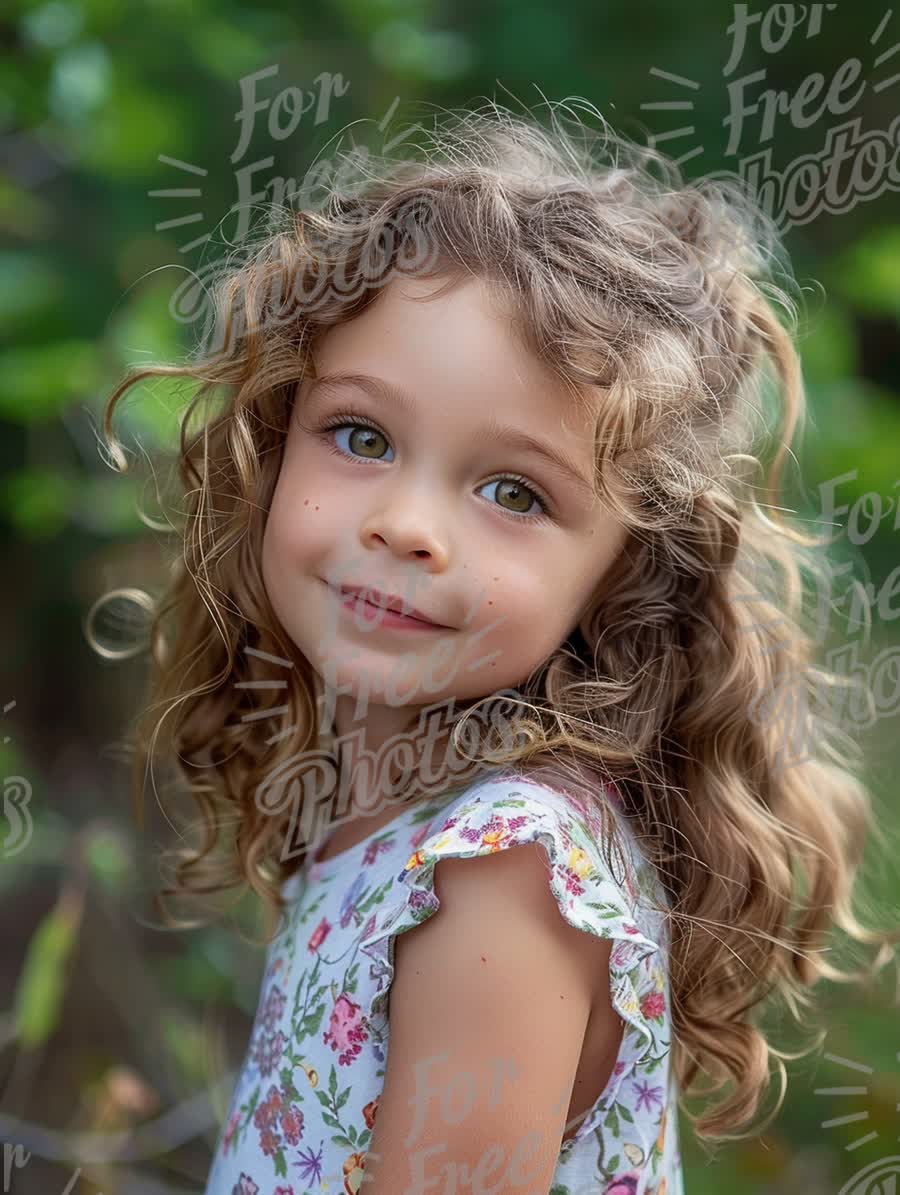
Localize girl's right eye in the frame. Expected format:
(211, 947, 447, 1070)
(318, 417, 394, 463)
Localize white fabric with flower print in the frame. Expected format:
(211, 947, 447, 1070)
(202, 770, 684, 1195)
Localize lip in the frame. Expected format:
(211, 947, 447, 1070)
(328, 583, 451, 630)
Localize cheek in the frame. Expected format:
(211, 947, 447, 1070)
(265, 462, 330, 562)
(476, 572, 560, 645)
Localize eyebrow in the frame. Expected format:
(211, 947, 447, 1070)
(307, 371, 597, 497)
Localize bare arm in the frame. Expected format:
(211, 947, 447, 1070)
(361, 842, 616, 1194)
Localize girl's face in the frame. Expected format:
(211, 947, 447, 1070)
(262, 273, 628, 743)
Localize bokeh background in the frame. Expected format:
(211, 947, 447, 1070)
(2, 2, 899, 1192)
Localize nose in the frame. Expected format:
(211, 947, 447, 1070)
(359, 502, 450, 569)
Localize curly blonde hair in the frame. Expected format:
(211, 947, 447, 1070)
(95, 99, 898, 1145)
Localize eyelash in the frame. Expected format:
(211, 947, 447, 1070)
(314, 408, 557, 525)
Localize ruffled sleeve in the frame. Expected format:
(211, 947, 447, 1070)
(358, 772, 673, 1153)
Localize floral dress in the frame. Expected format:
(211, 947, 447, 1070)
(203, 768, 685, 1195)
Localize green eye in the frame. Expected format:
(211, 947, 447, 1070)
(321, 419, 395, 462)
(482, 477, 541, 516)
(344, 425, 390, 459)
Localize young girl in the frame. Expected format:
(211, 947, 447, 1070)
(99, 102, 897, 1195)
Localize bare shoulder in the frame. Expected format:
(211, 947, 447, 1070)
(362, 843, 615, 1191)
(427, 842, 611, 970)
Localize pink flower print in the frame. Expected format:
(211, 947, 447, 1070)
(280, 1102, 304, 1147)
(410, 821, 435, 851)
(222, 1110, 240, 1153)
(323, 992, 369, 1066)
(613, 1060, 626, 1077)
(633, 1078, 664, 1114)
(640, 990, 666, 1020)
(611, 941, 633, 969)
(261, 983, 287, 1033)
(605, 1173, 639, 1195)
(623, 923, 641, 935)
(231, 1176, 259, 1195)
(308, 916, 331, 952)
(361, 913, 376, 940)
(562, 869, 585, 899)
(274, 1188, 295, 1195)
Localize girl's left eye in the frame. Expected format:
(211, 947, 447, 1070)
(315, 414, 556, 524)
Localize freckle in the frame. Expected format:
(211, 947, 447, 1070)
(481, 955, 487, 963)
(487, 600, 492, 606)
(315, 505, 319, 510)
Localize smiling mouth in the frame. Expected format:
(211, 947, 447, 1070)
(323, 582, 451, 631)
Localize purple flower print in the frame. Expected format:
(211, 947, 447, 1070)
(251, 1028, 286, 1077)
(362, 837, 393, 866)
(408, 887, 437, 915)
(605, 1170, 639, 1194)
(339, 873, 367, 929)
(292, 1140, 324, 1185)
(459, 815, 502, 844)
(260, 983, 287, 1033)
(231, 1176, 258, 1195)
(633, 1078, 664, 1114)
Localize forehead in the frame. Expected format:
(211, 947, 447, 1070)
(308, 274, 601, 439)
